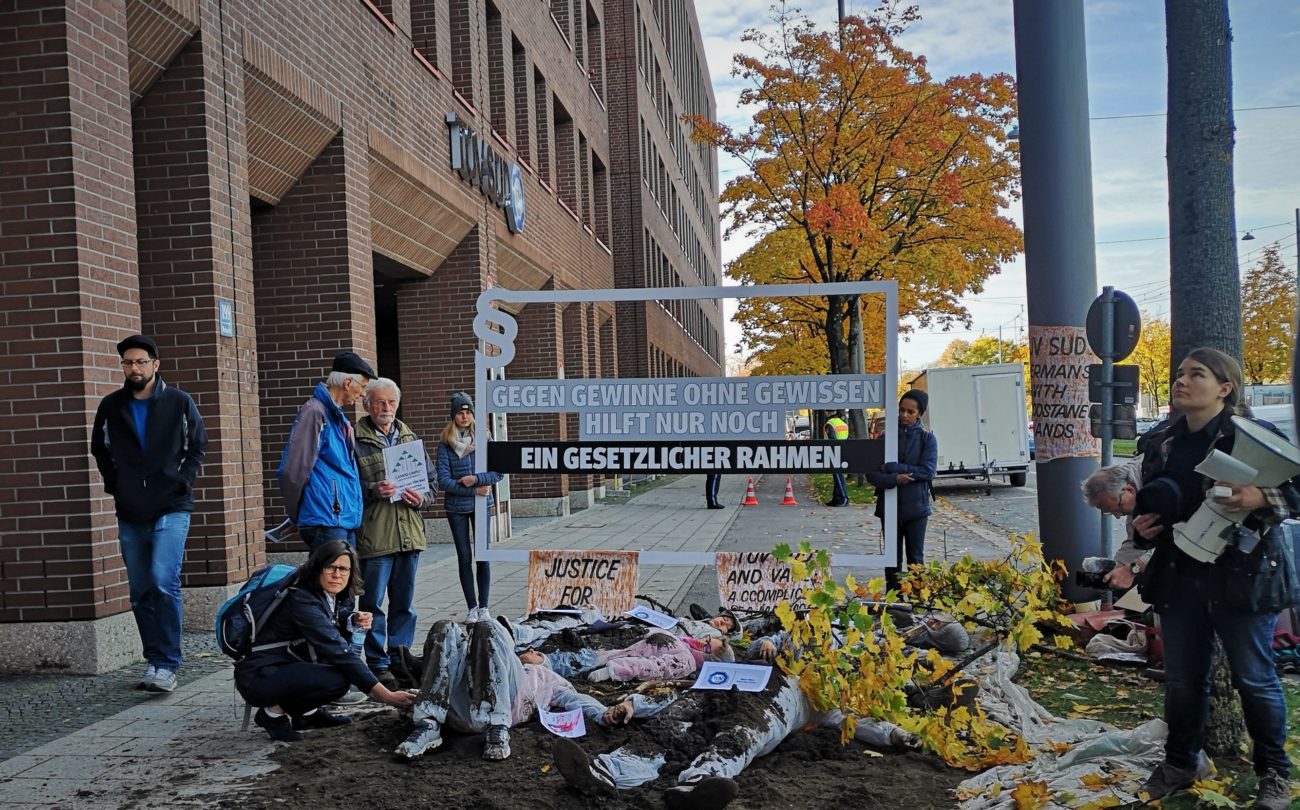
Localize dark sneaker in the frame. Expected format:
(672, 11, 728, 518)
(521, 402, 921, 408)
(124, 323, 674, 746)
(144, 668, 177, 693)
(371, 668, 399, 690)
(1141, 756, 1213, 800)
(332, 687, 368, 706)
(292, 707, 352, 730)
(395, 719, 442, 760)
(552, 738, 616, 797)
(254, 708, 304, 743)
(688, 603, 711, 621)
(483, 725, 511, 760)
(136, 664, 156, 690)
(1253, 769, 1293, 810)
(663, 775, 740, 810)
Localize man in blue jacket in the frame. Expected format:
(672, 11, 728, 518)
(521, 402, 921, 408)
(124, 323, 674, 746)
(867, 390, 938, 592)
(278, 351, 375, 553)
(91, 335, 207, 693)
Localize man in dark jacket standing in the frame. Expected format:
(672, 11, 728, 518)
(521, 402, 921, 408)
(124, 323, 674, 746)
(91, 335, 207, 693)
(278, 351, 375, 553)
(867, 390, 938, 592)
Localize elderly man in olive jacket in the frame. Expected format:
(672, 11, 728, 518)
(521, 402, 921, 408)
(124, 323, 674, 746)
(355, 378, 436, 688)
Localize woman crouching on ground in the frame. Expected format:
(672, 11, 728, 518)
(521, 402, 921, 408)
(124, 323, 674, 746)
(235, 540, 416, 741)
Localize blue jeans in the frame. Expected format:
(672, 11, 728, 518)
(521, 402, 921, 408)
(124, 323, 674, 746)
(447, 512, 490, 610)
(544, 648, 600, 679)
(360, 551, 420, 669)
(299, 525, 356, 554)
(118, 512, 191, 671)
(1159, 565, 1290, 775)
(830, 473, 849, 504)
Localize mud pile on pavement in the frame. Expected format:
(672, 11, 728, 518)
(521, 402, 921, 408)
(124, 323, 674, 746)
(210, 678, 963, 810)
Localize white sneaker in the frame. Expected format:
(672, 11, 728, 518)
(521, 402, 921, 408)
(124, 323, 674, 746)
(586, 667, 612, 683)
(395, 719, 442, 760)
(482, 725, 511, 760)
(332, 687, 368, 706)
(137, 664, 156, 690)
(144, 668, 177, 693)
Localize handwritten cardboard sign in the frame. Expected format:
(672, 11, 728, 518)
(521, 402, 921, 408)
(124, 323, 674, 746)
(526, 549, 639, 617)
(715, 551, 827, 612)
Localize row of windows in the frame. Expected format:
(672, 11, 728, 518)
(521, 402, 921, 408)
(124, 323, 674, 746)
(407, 0, 611, 242)
(640, 118, 716, 286)
(644, 228, 721, 363)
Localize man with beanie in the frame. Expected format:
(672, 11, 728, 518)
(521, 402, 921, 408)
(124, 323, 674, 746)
(866, 390, 938, 592)
(91, 335, 208, 693)
(822, 411, 851, 506)
(278, 351, 375, 552)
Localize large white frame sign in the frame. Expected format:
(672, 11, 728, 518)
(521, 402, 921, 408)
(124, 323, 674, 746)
(472, 281, 899, 568)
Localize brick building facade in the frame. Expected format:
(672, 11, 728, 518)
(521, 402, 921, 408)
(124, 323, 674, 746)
(0, 0, 719, 673)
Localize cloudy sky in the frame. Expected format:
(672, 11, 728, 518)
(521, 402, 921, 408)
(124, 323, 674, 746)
(701, 0, 1300, 368)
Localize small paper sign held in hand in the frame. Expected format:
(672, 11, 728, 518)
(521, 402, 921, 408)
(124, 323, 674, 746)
(625, 604, 678, 630)
(539, 707, 586, 738)
(690, 662, 773, 692)
(382, 440, 431, 503)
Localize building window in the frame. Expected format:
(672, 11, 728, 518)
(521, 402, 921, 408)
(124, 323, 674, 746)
(512, 36, 530, 162)
(554, 97, 576, 213)
(550, 0, 570, 45)
(411, 0, 438, 69)
(586, 2, 603, 99)
(450, 0, 474, 103)
(534, 69, 550, 183)
(487, 1, 506, 135)
(592, 152, 609, 242)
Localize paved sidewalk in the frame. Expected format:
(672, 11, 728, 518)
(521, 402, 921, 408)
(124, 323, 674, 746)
(0, 473, 1005, 808)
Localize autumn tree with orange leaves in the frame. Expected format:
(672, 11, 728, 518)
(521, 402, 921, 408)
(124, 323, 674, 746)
(688, 4, 1022, 435)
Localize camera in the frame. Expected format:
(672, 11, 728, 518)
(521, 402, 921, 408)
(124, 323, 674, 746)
(1074, 556, 1117, 590)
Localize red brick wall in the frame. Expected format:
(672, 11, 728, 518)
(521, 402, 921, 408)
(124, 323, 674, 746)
(0, 2, 139, 621)
(505, 296, 568, 499)
(131, 33, 265, 585)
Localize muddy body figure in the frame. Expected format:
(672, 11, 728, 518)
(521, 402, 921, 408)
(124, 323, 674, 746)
(543, 630, 726, 683)
(556, 672, 915, 796)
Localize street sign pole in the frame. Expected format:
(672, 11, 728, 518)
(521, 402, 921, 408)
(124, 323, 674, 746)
(1099, 286, 1114, 556)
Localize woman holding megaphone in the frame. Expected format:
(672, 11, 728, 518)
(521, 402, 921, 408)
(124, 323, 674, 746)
(1130, 347, 1298, 808)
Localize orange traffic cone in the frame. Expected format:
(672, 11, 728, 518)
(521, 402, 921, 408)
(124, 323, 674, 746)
(742, 477, 760, 506)
(781, 477, 798, 506)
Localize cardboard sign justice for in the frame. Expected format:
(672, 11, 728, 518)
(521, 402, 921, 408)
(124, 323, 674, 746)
(526, 549, 639, 617)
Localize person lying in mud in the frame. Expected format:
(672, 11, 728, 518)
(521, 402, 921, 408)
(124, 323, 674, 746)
(746, 610, 969, 662)
(395, 615, 665, 761)
(538, 628, 735, 683)
(551, 670, 920, 810)
(503, 607, 741, 650)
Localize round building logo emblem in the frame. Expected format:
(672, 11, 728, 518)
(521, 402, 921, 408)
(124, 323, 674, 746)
(506, 163, 526, 234)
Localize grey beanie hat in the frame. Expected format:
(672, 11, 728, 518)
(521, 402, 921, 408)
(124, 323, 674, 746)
(449, 391, 473, 417)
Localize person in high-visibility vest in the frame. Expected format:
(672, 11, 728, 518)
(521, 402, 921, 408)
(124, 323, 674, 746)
(822, 413, 850, 506)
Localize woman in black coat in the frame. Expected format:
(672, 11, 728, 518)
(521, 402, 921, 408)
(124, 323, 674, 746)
(235, 540, 416, 741)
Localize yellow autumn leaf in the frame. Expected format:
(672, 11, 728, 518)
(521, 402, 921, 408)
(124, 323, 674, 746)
(1010, 779, 1050, 809)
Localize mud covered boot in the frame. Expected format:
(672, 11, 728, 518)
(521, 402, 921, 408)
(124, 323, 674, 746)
(663, 775, 739, 810)
(395, 719, 442, 760)
(482, 725, 511, 760)
(552, 738, 616, 797)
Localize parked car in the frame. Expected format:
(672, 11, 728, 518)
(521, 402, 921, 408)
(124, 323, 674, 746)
(1135, 417, 1159, 435)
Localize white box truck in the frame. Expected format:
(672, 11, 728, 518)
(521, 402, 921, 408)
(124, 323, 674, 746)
(908, 363, 1031, 487)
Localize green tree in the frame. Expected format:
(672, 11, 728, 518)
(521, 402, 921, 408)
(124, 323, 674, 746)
(1241, 246, 1295, 385)
(690, 5, 1022, 435)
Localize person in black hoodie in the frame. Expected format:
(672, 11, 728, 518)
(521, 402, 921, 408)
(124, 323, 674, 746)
(235, 540, 416, 742)
(91, 335, 207, 694)
(867, 390, 938, 593)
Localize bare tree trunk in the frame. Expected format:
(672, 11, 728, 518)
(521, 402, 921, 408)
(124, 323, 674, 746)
(1166, 0, 1242, 371)
(1164, 0, 1244, 755)
(846, 302, 869, 440)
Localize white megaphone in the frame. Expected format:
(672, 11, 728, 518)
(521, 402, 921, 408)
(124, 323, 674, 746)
(1173, 415, 1300, 562)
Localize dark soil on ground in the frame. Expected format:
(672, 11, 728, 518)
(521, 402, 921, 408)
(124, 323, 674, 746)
(206, 625, 964, 808)
(215, 701, 962, 809)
